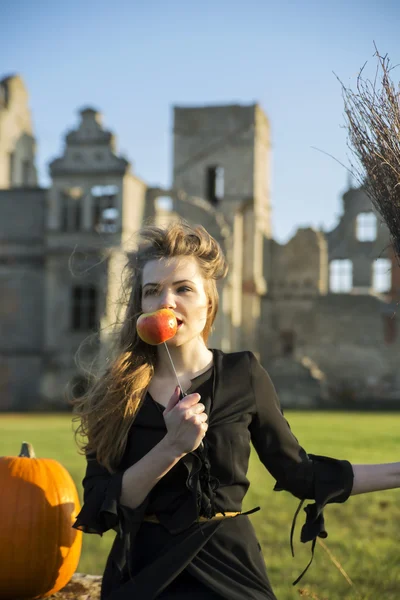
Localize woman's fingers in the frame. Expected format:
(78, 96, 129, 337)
(178, 393, 202, 408)
(191, 412, 208, 424)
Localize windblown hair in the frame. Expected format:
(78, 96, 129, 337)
(72, 219, 228, 473)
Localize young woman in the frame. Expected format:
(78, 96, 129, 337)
(73, 220, 400, 600)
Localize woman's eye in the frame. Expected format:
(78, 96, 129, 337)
(144, 288, 158, 297)
(178, 286, 192, 293)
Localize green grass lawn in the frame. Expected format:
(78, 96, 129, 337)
(1, 412, 400, 600)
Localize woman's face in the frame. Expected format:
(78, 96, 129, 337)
(141, 256, 210, 346)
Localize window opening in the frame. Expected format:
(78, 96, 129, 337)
(373, 258, 391, 293)
(356, 212, 377, 242)
(205, 166, 224, 205)
(329, 260, 353, 293)
(71, 286, 98, 331)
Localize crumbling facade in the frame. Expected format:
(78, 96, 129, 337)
(1, 74, 399, 410)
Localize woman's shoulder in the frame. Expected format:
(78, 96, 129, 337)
(211, 347, 255, 358)
(211, 347, 256, 367)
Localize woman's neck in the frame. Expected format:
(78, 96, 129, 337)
(154, 340, 213, 379)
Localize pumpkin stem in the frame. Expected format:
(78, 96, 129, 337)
(19, 442, 36, 458)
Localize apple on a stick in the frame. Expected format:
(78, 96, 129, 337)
(136, 308, 178, 345)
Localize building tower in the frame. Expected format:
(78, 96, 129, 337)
(43, 108, 146, 403)
(0, 75, 37, 189)
(172, 104, 271, 352)
(0, 75, 43, 409)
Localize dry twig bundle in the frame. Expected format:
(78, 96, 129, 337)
(339, 45, 400, 261)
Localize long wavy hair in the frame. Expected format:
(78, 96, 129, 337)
(72, 219, 228, 473)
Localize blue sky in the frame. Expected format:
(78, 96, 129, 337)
(3, 0, 400, 242)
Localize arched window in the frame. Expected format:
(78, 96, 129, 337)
(373, 258, 391, 293)
(329, 260, 353, 293)
(356, 212, 377, 242)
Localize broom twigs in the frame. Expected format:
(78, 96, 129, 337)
(337, 44, 400, 259)
(316, 539, 364, 600)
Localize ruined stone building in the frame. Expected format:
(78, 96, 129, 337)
(1, 74, 399, 411)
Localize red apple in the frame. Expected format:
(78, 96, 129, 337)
(136, 308, 178, 345)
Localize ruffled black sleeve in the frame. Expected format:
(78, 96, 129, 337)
(72, 453, 149, 537)
(247, 352, 354, 582)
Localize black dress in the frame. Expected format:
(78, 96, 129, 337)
(73, 349, 354, 600)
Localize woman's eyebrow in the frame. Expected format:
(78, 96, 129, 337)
(142, 279, 195, 289)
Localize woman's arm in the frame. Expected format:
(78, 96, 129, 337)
(74, 439, 184, 534)
(120, 436, 184, 509)
(121, 387, 207, 509)
(74, 388, 207, 534)
(351, 463, 400, 495)
(248, 351, 353, 501)
(247, 350, 400, 500)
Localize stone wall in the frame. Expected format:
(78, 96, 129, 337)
(304, 294, 400, 401)
(0, 187, 45, 409)
(261, 291, 400, 405)
(269, 227, 328, 297)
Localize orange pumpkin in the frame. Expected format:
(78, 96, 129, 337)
(0, 442, 82, 599)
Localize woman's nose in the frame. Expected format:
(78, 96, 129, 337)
(159, 291, 176, 309)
